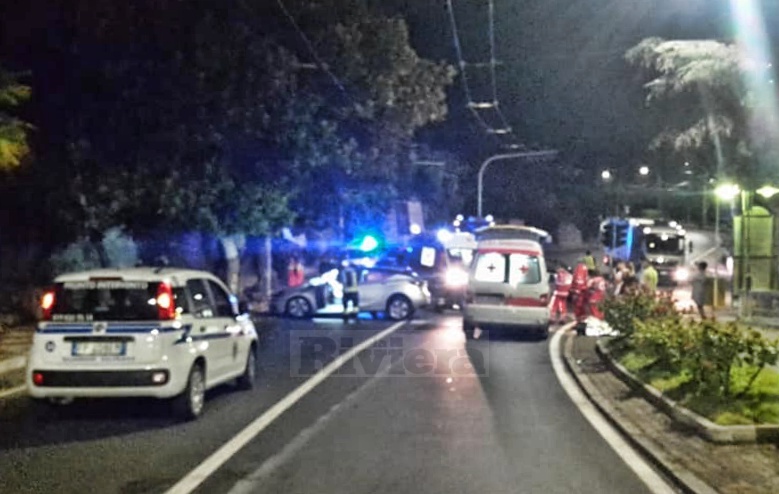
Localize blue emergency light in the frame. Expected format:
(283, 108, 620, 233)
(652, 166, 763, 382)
(358, 235, 380, 252)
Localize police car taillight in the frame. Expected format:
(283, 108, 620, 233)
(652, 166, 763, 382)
(156, 282, 176, 320)
(40, 290, 56, 320)
(32, 372, 45, 386)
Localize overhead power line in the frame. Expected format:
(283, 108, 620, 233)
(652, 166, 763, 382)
(487, 0, 511, 132)
(445, 0, 494, 132)
(275, 0, 352, 100)
(445, 0, 516, 143)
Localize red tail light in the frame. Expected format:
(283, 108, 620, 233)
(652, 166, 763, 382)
(40, 290, 56, 320)
(32, 372, 44, 386)
(540, 293, 549, 305)
(156, 282, 176, 320)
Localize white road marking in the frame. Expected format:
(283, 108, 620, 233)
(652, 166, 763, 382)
(549, 329, 676, 494)
(0, 385, 26, 399)
(228, 362, 395, 493)
(164, 320, 407, 494)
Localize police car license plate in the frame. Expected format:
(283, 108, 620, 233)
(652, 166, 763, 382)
(72, 342, 125, 356)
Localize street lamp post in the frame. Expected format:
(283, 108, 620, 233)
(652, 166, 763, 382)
(477, 150, 558, 218)
(601, 169, 618, 215)
(714, 183, 740, 310)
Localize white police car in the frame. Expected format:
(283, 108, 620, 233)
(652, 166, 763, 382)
(27, 267, 259, 420)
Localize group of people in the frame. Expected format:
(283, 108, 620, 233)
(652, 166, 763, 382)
(550, 249, 714, 328)
(549, 250, 663, 327)
(549, 259, 605, 328)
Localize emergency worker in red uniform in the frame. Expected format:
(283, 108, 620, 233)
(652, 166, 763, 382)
(551, 264, 573, 324)
(570, 263, 590, 331)
(587, 269, 607, 320)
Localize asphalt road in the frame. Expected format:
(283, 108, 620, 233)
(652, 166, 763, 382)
(0, 313, 659, 494)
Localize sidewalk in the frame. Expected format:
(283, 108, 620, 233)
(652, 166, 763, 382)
(565, 332, 779, 494)
(0, 325, 33, 397)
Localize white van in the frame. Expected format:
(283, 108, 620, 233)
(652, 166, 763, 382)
(462, 239, 551, 339)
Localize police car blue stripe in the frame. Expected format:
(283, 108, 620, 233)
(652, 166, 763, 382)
(174, 331, 232, 345)
(39, 325, 189, 334)
(37, 327, 92, 334)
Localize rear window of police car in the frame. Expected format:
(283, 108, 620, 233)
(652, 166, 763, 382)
(49, 280, 188, 321)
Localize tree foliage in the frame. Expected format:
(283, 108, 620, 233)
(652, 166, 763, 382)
(0, 66, 31, 170)
(626, 37, 778, 185)
(0, 0, 454, 255)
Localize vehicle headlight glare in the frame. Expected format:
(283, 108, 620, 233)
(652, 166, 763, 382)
(674, 267, 690, 282)
(445, 268, 469, 287)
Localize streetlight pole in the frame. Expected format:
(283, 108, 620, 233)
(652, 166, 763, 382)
(714, 183, 740, 310)
(477, 150, 558, 218)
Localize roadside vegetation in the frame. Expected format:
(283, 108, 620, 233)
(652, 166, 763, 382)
(602, 293, 779, 425)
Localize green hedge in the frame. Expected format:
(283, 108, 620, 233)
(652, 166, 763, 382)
(603, 292, 779, 400)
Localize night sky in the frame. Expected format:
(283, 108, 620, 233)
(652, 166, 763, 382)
(384, 0, 777, 175)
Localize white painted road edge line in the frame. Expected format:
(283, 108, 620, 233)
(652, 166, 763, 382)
(0, 385, 26, 399)
(549, 330, 676, 494)
(164, 320, 407, 494)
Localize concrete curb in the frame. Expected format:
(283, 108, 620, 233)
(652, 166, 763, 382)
(597, 340, 779, 444)
(562, 333, 719, 494)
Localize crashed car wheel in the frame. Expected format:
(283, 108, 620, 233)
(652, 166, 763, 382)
(286, 296, 313, 318)
(386, 295, 413, 320)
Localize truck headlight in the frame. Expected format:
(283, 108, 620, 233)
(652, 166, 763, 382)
(674, 267, 690, 282)
(445, 268, 469, 287)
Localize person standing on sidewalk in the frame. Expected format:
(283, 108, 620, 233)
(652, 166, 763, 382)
(571, 262, 590, 334)
(691, 261, 708, 319)
(550, 263, 573, 324)
(640, 258, 658, 294)
(581, 250, 597, 272)
(587, 269, 607, 320)
(612, 261, 627, 295)
(287, 255, 305, 287)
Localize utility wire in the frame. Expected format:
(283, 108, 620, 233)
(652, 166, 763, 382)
(487, 0, 512, 132)
(275, 0, 352, 100)
(446, 0, 519, 147)
(445, 0, 495, 133)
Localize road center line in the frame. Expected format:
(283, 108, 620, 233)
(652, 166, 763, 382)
(549, 329, 676, 494)
(164, 320, 407, 494)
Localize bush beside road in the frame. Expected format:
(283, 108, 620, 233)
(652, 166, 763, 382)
(567, 333, 779, 494)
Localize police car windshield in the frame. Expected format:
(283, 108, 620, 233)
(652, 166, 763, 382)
(51, 281, 186, 321)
